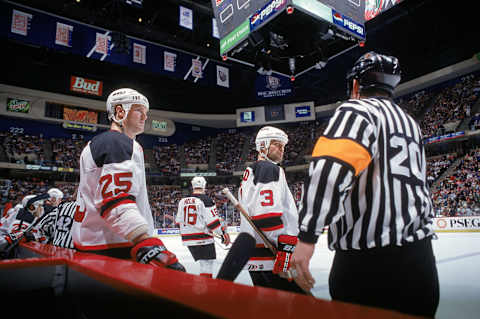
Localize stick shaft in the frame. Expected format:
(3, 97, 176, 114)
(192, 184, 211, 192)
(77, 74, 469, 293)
(222, 188, 277, 254)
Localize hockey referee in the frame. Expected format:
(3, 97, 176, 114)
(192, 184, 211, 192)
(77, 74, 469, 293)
(291, 52, 439, 317)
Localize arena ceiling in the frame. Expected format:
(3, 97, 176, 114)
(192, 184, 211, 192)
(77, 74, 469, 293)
(3, 0, 480, 115)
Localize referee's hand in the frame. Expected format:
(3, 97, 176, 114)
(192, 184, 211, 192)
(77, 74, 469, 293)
(291, 240, 316, 292)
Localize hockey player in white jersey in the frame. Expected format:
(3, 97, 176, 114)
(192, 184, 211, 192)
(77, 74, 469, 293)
(217, 126, 305, 294)
(0, 194, 50, 257)
(72, 88, 184, 271)
(176, 176, 230, 278)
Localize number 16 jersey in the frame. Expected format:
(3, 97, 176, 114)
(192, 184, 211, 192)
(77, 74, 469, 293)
(176, 193, 223, 246)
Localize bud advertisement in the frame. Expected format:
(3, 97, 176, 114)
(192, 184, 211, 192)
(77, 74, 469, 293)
(7, 98, 30, 113)
(70, 76, 103, 96)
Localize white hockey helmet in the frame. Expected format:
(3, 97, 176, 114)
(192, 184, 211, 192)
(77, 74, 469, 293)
(106, 88, 149, 125)
(48, 188, 64, 201)
(21, 194, 44, 212)
(255, 126, 288, 162)
(21, 195, 36, 208)
(191, 176, 207, 189)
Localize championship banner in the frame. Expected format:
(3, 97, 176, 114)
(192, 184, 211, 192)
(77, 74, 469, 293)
(55, 22, 73, 47)
(179, 6, 193, 30)
(2, 2, 227, 89)
(133, 43, 146, 64)
(216, 65, 229, 88)
(11, 9, 32, 36)
(95, 32, 110, 55)
(164, 51, 177, 72)
(192, 59, 203, 78)
(255, 74, 293, 99)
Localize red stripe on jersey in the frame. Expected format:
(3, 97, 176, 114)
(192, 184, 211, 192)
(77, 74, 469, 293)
(250, 256, 275, 261)
(260, 224, 284, 231)
(74, 241, 132, 251)
(207, 219, 221, 230)
(251, 212, 282, 220)
(100, 193, 136, 218)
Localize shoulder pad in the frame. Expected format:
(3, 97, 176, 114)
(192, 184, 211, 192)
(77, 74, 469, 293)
(16, 208, 35, 223)
(192, 194, 215, 207)
(251, 161, 280, 185)
(90, 131, 133, 167)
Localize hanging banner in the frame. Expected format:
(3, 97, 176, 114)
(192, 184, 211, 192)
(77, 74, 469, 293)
(133, 43, 146, 64)
(216, 65, 229, 88)
(255, 74, 293, 99)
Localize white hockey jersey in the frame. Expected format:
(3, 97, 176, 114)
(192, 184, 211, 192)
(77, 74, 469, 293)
(0, 204, 22, 236)
(72, 130, 154, 251)
(176, 193, 223, 246)
(0, 208, 47, 244)
(238, 160, 299, 271)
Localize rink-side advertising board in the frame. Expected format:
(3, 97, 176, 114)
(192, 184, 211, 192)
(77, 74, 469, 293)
(433, 217, 480, 232)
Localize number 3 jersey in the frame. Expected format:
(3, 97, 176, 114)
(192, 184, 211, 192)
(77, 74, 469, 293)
(176, 193, 223, 246)
(239, 160, 299, 271)
(72, 130, 154, 251)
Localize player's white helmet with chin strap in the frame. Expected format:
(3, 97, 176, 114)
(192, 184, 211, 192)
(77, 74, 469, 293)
(106, 88, 149, 125)
(191, 176, 207, 189)
(255, 126, 288, 163)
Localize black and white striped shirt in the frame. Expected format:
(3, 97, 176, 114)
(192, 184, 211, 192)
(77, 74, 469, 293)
(298, 97, 435, 250)
(52, 201, 76, 249)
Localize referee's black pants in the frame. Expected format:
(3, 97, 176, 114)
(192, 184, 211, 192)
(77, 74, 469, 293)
(329, 237, 439, 318)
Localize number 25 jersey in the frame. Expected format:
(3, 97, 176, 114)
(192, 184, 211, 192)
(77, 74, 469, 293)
(72, 131, 154, 251)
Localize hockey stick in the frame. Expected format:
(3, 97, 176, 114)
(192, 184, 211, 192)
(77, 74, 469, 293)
(221, 188, 277, 254)
(222, 188, 313, 296)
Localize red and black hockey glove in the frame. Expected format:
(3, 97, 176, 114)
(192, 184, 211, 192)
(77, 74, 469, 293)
(131, 238, 185, 272)
(273, 234, 298, 275)
(221, 226, 231, 246)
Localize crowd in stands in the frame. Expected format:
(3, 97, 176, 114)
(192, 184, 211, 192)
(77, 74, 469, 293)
(215, 131, 247, 174)
(50, 136, 86, 168)
(469, 112, 480, 130)
(431, 148, 480, 217)
(184, 136, 211, 165)
(396, 90, 435, 119)
(0, 131, 46, 165)
(153, 144, 180, 176)
(426, 152, 458, 187)
(420, 74, 480, 138)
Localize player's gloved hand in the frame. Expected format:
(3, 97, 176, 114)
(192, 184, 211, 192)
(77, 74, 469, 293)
(221, 226, 231, 246)
(131, 237, 186, 272)
(273, 235, 298, 275)
(24, 231, 35, 242)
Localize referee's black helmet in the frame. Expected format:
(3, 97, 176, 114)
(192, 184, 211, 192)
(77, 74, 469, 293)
(346, 51, 401, 97)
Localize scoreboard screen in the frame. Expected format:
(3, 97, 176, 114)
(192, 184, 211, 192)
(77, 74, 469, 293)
(211, 0, 270, 39)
